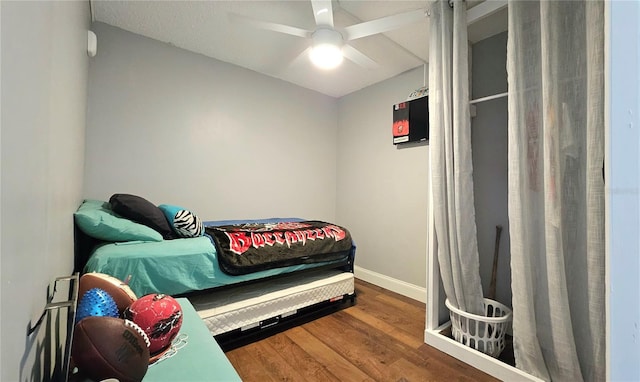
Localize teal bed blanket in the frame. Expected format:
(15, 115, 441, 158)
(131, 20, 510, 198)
(83, 218, 353, 296)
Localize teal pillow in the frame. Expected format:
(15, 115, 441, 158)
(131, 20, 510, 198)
(158, 204, 205, 238)
(74, 200, 163, 242)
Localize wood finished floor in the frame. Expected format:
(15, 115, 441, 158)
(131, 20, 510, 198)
(225, 278, 498, 382)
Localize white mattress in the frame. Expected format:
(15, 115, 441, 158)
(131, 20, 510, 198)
(188, 269, 354, 336)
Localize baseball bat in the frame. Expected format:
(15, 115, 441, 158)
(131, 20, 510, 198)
(488, 225, 502, 301)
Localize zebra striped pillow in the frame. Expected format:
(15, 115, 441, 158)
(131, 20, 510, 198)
(158, 204, 205, 238)
(172, 209, 204, 237)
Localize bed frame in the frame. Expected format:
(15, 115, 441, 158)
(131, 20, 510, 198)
(184, 265, 355, 350)
(73, 222, 356, 349)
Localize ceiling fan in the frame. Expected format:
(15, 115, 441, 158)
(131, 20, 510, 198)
(230, 0, 427, 70)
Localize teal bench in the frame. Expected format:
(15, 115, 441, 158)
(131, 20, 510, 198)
(142, 298, 242, 381)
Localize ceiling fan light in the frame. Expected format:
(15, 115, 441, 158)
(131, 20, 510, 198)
(309, 28, 344, 70)
(310, 43, 343, 70)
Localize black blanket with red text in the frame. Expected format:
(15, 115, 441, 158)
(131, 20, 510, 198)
(206, 221, 353, 275)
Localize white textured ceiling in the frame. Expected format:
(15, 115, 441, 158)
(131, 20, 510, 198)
(91, 0, 507, 98)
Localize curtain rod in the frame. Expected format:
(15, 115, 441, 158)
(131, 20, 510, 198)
(427, 0, 507, 24)
(470, 92, 508, 104)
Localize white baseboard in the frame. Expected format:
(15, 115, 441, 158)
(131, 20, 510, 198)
(354, 266, 426, 303)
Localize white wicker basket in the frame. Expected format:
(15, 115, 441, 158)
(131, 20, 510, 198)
(445, 298, 512, 358)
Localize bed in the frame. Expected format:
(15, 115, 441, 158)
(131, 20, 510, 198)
(73, 196, 356, 349)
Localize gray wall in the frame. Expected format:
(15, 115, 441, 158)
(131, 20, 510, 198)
(337, 67, 429, 289)
(470, 32, 511, 307)
(85, 23, 339, 222)
(85, 22, 430, 296)
(1, 1, 90, 380)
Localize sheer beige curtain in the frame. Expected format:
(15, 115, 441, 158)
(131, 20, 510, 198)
(507, 1, 605, 380)
(429, 0, 484, 315)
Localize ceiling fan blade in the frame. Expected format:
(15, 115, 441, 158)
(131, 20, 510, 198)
(311, 0, 334, 27)
(343, 9, 426, 41)
(342, 45, 378, 69)
(229, 13, 311, 39)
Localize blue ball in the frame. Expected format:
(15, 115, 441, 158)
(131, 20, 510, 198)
(76, 288, 119, 323)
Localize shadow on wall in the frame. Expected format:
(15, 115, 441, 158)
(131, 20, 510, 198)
(20, 282, 74, 382)
(395, 140, 429, 150)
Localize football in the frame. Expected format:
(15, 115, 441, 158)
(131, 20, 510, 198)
(79, 272, 138, 315)
(72, 316, 150, 382)
(124, 294, 183, 355)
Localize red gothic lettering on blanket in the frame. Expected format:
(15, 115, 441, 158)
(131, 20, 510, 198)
(226, 232, 252, 254)
(207, 220, 353, 275)
(222, 225, 348, 255)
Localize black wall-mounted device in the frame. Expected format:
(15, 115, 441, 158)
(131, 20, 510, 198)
(392, 95, 429, 145)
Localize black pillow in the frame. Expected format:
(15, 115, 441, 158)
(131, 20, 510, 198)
(109, 194, 175, 239)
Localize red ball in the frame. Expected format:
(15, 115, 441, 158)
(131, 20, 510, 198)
(72, 316, 150, 382)
(124, 294, 183, 355)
